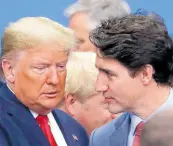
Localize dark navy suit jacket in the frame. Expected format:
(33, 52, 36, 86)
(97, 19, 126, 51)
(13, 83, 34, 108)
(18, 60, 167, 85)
(0, 84, 89, 146)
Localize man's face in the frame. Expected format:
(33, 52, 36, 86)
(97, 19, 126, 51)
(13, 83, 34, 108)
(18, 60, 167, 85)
(12, 43, 68, 114)
(95, 55, 143, 114)
(69, 12, 97, 52)
(74, 92, 116, 135)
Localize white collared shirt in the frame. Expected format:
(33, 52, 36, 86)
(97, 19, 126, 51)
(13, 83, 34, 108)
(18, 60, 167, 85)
(30, 110, 67, 146)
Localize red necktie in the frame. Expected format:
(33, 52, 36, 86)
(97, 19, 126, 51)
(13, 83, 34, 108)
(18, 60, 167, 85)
(36, 115, 57, 146)
(132, 122, 144, 146)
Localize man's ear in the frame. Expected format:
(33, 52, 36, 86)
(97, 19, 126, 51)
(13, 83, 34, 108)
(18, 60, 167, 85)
(1, 59, 15, 83)
(64, 94, 77, 116)
(139, 64, 155, 86)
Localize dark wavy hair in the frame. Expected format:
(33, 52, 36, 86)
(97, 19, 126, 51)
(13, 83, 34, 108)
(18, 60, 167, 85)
(89, 9, 173, 86)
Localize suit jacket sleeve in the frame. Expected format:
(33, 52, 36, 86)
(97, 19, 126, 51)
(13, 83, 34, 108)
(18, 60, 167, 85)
(0, 130, 10, 146)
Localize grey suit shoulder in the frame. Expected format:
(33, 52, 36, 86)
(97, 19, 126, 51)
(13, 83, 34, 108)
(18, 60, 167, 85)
(90, 113, 131, 146)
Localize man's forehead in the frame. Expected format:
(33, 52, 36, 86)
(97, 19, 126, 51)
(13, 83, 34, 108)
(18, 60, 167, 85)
(69, 12, 90, 32)
(25, 44, 68, 54)
(95, 55, 106, 68)
(96, 53, 117, 69)
(70, 12, 88, 24)
(18, 48, 68, 62)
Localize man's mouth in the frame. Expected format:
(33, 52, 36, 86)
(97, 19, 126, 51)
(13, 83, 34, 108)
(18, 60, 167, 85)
(43, 91, 58, 98)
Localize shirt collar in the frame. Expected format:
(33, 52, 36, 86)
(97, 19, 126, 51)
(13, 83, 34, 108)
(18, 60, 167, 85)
(30, 110, 38, 118)
(6, 83, 15, 94)
(30, 110, 52, 121)
(130, 114, 143, 136)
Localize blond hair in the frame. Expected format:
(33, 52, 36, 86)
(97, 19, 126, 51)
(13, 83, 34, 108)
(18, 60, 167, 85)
(0, 17, 76, 79)
(65, 52, 98, 100)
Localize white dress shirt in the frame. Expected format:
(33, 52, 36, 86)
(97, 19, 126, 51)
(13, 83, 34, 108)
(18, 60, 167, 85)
(31, 110, 67, 146)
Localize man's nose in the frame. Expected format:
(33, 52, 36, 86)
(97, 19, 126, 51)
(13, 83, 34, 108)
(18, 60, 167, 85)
(47, 67, 59, 85)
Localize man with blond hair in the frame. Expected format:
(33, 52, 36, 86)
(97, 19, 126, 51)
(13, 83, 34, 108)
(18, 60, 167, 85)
(58, 52, 121, 135)
(65, 0, 131, 52)
(0, 17, 88, 146)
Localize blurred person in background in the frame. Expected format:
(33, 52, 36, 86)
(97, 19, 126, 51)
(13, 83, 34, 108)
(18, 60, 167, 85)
(141, 108, 173, 146)
(58, 52, 121, 135)
(0, 17, 88, 146)
(64, 0, 131, 52)
(89, 10, 173, 146)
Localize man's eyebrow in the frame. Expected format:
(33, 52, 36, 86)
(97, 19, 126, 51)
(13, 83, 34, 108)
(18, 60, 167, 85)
(56, 60, 68, 65)
(58, 59, 68, 63)
(32, 59, 68, 65)
(99, 68, 112, 74)
(31, 60, 50, 65)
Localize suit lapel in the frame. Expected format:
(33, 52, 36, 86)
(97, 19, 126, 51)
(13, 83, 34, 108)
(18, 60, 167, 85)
(109, 113, 131, 146)
(1, 85, 50, 146)
(52, 111, 80, 146)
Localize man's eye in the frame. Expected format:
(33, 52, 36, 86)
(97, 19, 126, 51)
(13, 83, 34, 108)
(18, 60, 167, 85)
(36, 67, 45, 70)
(107, 72, 113, 76)
(107, 73, 114, 78)
(56, 64, 66, 72)
(101, 70, 114, 78)
(32, 66, 46, 74)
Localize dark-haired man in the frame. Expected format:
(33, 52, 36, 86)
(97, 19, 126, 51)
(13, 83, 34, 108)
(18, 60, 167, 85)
(89, 11, 173, 146)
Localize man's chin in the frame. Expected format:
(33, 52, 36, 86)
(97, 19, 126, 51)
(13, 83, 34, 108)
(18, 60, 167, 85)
(41, 103, 59, 112)
(108, 104, 122, 114)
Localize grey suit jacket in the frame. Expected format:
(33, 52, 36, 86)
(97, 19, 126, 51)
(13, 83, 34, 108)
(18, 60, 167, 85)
(90, 113, 131, 146)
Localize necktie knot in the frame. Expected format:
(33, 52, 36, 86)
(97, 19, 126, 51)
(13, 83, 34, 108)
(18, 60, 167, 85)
(36, 115, 49, 125)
